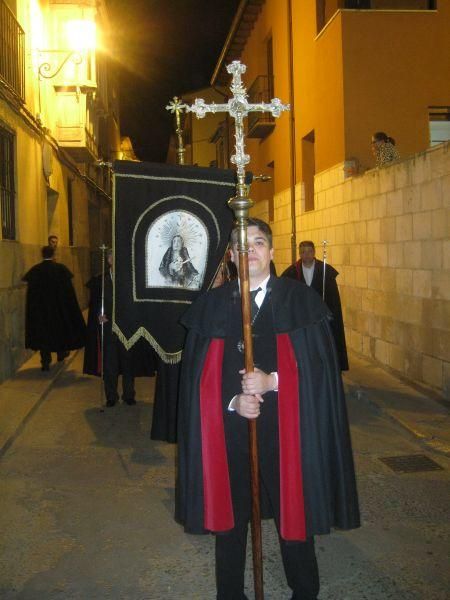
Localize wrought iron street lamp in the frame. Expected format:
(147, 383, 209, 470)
(37, 18, 96, 81)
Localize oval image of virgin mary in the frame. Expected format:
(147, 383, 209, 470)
(145, 211, 208, 290)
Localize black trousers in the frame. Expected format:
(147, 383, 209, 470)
(40, 349, 68, 366)
(103, 335, 135, 403)
(215, 520, 319, 600)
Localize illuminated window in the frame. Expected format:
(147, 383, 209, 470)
(345, 1, 436, 8)
(429, 106, 450, 146)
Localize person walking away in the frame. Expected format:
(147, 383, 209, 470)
(22, 245, 86, 371)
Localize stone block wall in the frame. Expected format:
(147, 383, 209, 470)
(275, 143, 449, 397)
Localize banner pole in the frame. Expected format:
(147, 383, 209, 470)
(99, 244, 108, 412)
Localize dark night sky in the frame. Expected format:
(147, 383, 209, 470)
(106, 0, 241, 162)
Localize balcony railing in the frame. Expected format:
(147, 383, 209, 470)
(247, 75, 276, 139)
(0, 1, 25, 101)
(343, 1, 436, 8)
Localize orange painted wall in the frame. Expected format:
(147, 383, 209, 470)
(311, 10, 346, 173)
(237, 0, 347, 192)
(238, 0, 291, 202)
(214, 1, 449, 196)
(341, 7, 450, 170)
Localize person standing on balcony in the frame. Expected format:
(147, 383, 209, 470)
(371, 131, 400, 167)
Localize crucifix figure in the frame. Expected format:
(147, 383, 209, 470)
(181, 60, 289, 600)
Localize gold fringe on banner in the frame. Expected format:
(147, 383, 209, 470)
(112, 323, 182, 364)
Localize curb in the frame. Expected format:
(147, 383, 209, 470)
(0, 350, 79, 458)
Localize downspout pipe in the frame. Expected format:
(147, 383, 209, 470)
(212, 85, 232, 169)
(287, 0, 297, 264)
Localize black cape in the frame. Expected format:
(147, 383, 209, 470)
(83, 273, 156, 377)
(150, 359, 180, 443)
(23, 260, 86, 351)
(281, 259, 349, 370)
(176, 277, 360, 540)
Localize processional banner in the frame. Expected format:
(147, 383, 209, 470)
(112, 160, 238, 363)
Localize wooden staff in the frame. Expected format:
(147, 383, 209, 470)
(228, 183, 264, 600)
(181, 61, 289, 600)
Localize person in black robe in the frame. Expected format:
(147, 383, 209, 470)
(22, 245, 86, 371)
(83, 250, 156, 406)
(281, 240, 349, 371)
(176, 219, 360, 600)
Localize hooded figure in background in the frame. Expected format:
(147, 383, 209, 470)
(22, 245, 86, 370)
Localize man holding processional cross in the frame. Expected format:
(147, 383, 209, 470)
(174, 62, 360, 599)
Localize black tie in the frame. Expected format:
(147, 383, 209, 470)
(250, 288, 261, 318)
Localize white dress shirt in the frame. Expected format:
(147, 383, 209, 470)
(302, 261, 315, 286)
(228, 274, 278, 411)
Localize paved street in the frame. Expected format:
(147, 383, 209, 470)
(0, 350, 449, 599)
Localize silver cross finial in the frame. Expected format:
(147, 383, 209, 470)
(182, 61, 290, 179)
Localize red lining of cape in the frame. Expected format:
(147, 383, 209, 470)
(200, 339, 234, 531)
(277, 333, 306, 540)
(199, 335, 306, 539)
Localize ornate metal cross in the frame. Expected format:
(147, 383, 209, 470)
(186, 61, 289, 182)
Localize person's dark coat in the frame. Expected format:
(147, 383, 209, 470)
(22, 260, 86, 351)
(83, 273, 156, 377)
(281, 259, 349, 370)
(176, 277, 360, 541)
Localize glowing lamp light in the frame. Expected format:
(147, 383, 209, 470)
(38, 18, 97, 80)
(65, 19, 96, 52)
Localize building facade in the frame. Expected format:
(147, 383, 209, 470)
(184, 0, 450, 396)
(0, 0, 120, 381)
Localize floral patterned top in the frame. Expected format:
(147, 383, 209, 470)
(375, 141, 400, 167)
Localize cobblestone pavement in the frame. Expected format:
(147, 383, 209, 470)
(0, 350, 449, 599)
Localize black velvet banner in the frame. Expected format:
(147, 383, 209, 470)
(112, 160, 238, 363)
